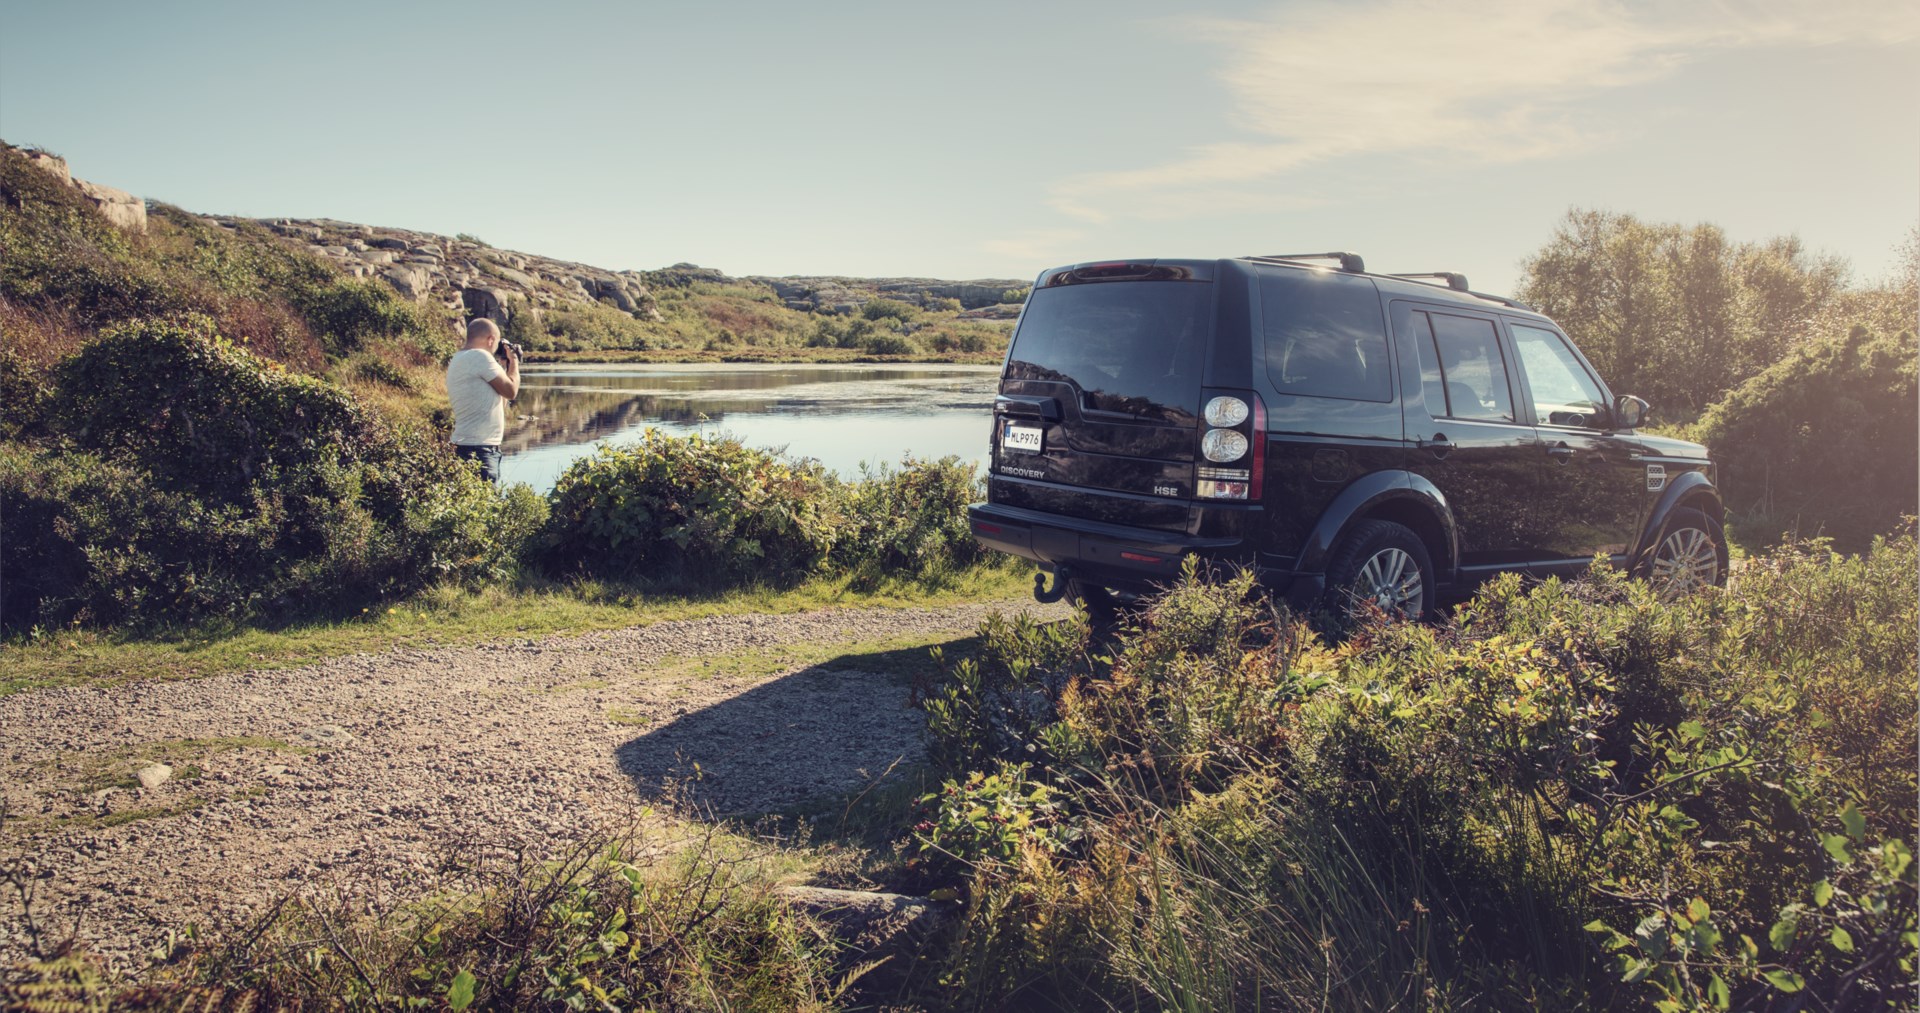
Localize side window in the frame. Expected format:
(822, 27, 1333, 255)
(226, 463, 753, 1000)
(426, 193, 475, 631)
(1259, 269, 1391, 402)
(1407, 312, 1448, 419)
(1417, 312, 1515, 422)
(1510, 324, 1608, 427)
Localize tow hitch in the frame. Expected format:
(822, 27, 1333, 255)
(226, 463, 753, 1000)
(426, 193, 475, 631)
(1033, 567, 1071, 604)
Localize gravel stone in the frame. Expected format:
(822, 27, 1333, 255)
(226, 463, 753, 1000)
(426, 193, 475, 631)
(0, 596, 1068, 970)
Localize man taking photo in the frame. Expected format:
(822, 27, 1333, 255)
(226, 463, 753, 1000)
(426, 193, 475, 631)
(446, 318, 519, 482)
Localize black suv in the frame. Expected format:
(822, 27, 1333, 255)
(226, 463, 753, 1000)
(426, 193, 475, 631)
(967, 253, 1726, 619)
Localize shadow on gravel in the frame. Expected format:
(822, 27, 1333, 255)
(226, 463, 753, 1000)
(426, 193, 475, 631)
(613, 641, 969, 818)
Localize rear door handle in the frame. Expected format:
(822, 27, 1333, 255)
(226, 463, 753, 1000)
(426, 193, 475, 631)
(1418, 433, 1453, 459)
(1546, 442, 1576, 461)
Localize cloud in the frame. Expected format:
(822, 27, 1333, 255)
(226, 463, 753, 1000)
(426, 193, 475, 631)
(1051, 0, 1920, 221)
(980, 228, 1088, 263)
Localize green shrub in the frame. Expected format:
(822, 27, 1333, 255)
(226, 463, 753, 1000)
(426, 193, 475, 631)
(1691, 324, 1917, 550)
(908, 534, 1917, 1010)
(533, 430, 834, 587)
(48, 316, 376, 503)
(830, 456, 987, 587)
(3, 319, 540, 631)
(860, 297, 918, 323)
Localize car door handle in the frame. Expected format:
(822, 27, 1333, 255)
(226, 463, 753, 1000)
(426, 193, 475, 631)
(1546, 442, 1576, 461)
(1418, 433, 1453, 459)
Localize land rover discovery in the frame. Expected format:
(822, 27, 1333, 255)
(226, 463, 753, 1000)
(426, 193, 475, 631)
(967, 253, 1726, 620)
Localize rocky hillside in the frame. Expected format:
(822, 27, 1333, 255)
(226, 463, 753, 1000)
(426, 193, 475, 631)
(4, 143, 1024, 362)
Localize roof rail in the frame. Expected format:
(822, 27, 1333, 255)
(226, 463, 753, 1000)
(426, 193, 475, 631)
(1391, 272, 1470, 292)
(1467, 290, 1533, 310)
(1246, 251, 1365, 273)
(1385, 270, 1533, 310)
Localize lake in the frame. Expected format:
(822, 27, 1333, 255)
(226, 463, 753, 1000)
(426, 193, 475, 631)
(499, 363, 1002, 491)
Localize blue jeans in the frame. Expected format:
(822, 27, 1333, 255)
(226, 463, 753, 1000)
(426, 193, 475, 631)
(453, 444, 501, 483)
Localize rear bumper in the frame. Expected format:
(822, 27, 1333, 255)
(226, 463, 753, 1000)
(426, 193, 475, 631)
(967, 502, 1323, 609)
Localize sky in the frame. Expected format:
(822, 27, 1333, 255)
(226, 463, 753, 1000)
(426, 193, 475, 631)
(2, 0, 1915, 294)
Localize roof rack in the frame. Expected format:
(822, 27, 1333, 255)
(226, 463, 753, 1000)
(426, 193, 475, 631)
(1245, 251, 1366, 273)
(1391, 271, 1470, 292)
(1386, 270, 1533, 310)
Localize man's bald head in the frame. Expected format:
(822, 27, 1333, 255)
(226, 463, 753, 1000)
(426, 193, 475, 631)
(466, 318, 501, 346)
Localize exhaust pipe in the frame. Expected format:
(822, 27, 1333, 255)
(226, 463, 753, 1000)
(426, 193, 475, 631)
(1033, 567, 1071, 604)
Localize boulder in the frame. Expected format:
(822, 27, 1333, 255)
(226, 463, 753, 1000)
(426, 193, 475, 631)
(370, 236, 409, 250)
(136, 764, 173, 791)
(23, 150, 70, 185)
(461, 285, 514, 326)
(359, 250, 394, 266)
(381, 266, 433, 301)
(777, 887, 955, 986)
(74, 178, 148, 233)
(489, 263, 537, 289)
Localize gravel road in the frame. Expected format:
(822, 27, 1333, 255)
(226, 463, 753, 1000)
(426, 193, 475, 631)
(0, 597, 1068, 970)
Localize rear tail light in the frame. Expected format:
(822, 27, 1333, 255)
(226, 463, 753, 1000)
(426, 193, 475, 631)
(1197, 392, 1265, 500)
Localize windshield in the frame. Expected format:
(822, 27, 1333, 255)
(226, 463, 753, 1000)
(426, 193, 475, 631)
(1005, 281, 1211, 423)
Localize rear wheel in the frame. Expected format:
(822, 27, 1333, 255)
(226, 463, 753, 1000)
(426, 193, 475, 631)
(1322, 520, 1433, 623)
(1643, 507, 1727, 596)
(1068, 579, 1122, 630)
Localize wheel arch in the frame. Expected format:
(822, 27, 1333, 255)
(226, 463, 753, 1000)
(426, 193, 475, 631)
(1295, 471, 1459, 583)
(1632, 472, 1723, 564)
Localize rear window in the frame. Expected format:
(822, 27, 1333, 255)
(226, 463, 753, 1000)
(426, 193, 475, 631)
(1006, 281, 1210, 420)
(1259, 269, 1390, 402)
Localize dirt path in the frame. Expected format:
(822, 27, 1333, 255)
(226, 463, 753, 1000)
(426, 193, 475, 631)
(0, 597, 1068, 970)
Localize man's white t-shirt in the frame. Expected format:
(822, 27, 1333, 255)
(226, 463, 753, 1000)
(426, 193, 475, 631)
(446, 348, 508, 446)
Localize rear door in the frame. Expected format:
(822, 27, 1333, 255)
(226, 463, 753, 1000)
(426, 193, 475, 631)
(1394, 302, 1548, 570)
(988, 268, 1213, 532)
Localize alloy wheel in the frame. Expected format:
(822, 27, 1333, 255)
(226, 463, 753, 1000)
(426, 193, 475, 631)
(1356, 547, 1423, 617)
(1651, 527, 1719, 594)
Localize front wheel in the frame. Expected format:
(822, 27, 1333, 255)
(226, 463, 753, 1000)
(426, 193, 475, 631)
(1321, 520, 1433, 624)
(1642, 507, 1728, 596)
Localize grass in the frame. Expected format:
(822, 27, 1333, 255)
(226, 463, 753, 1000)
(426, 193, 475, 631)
(0, 564, 1035, 696)
(33, 735, 306, 793)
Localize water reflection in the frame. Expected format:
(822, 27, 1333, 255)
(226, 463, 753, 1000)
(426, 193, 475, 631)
(499, 363, 1000, 491)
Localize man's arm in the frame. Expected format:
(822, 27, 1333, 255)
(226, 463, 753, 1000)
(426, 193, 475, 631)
(486, 347, 520, 399)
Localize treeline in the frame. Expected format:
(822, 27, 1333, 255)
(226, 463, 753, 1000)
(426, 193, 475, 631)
(1518, 210, 1917, 548)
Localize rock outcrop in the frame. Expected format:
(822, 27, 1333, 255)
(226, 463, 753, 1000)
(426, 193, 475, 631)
(210, 215, 665, 327)
(18, 149, 147, 233)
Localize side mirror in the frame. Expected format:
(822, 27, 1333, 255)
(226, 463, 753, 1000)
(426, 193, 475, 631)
(1613, 394, 1650, 430)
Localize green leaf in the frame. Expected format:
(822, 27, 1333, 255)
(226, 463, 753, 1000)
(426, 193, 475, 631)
(1830, 927, 1854, 953)
(1622, 957, 1654, 983)
(1813, 879, 1834, 906)
(1770, 918, 1797, 952)
(1677, 719, 1706, 742)
(1823, 834, 1855, 864)
(1761, 969, 1805, 993)
(1708, 973, 1731, 1009)
(447, 969, 477, 1011)
(1839, 802, 1865, 841)
(1687, 897, 1711, 923)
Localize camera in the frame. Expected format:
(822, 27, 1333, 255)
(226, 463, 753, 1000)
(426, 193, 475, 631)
(495, 339, 521, 362)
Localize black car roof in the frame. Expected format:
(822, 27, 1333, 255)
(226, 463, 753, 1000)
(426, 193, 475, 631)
(1036, 256, 1550, 321)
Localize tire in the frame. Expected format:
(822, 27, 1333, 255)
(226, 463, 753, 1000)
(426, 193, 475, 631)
(1068, 579, 1122, 630)
(1321, 520, 1434, 623)
(1641, 507, 1728, 596)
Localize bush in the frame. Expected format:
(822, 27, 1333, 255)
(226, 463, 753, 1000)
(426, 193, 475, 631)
(830, 456, 987, 587)
(1691, 324, 1917, 550)
(2, 319, 541, 631)
(48, 316, 376, 502)
(533, 430, 834, 588)
(907, 535, 1918, 1010)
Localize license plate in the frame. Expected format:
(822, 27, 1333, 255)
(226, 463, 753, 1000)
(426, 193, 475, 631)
(1002, 422, 1044, 454)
